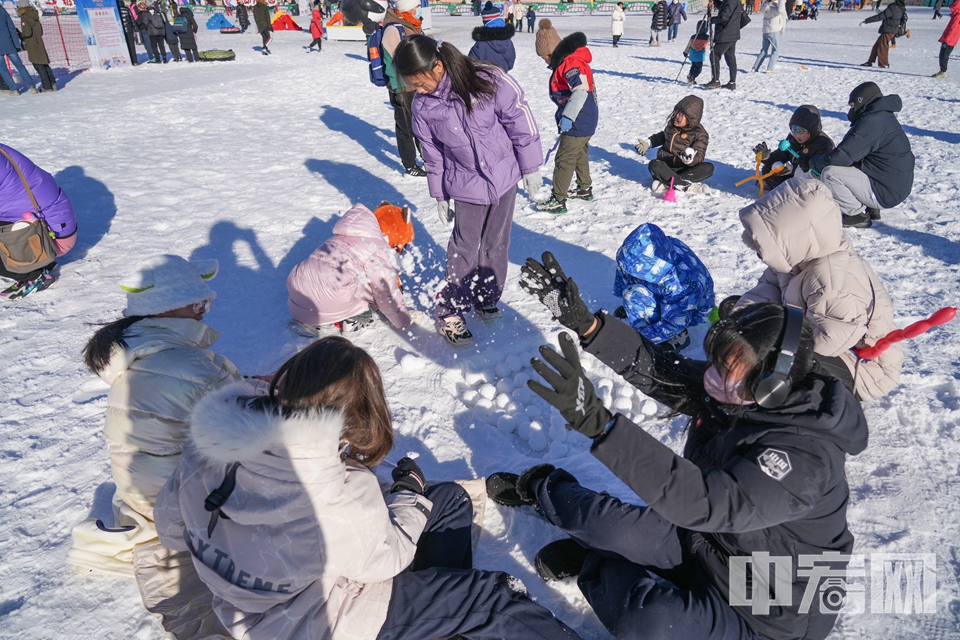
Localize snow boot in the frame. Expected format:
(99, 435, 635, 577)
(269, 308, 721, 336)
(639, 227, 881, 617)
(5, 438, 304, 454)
(932, 71, 947, 78)
(866, 207, 881, 220)
(1, 269, 56, 300)
(721, 81, 736, 90)
(535, 538, 591, 581)
(476, 305, 502, 320)
(439, 315, 474, 347)
(537, 197, 568, 214)
(860, 61, 873, 67)
(486, 464, 554, 507)
(567, 185, 594, 201)
(702, 79, 721, 88)
(842, 211, 872, 228)
(650, 180, 667, 194)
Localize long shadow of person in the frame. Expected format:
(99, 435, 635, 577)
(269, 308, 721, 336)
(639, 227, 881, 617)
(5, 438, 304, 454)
(54, 166, 117, 263)
(318, 106, 401, 172)
(873, 226, 960, 266)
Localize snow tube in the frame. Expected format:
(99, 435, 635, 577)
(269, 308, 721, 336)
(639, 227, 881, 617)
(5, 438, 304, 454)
(271, 11, 302, 30)
(326, 10, 344, 25)
(205, 13, 235, 30)
(198, 49, 237, 61)
(220, 26, 242, 33)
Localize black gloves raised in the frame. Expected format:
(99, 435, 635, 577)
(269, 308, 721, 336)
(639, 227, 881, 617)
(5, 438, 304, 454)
(391, 457, 426, 494)
(753, 141, 770, 160)
(519, 252, 596, 339)
(528, 332, 612, 440)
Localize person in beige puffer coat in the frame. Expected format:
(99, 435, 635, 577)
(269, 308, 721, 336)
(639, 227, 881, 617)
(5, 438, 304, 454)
(155, 337, 584, 640)
(736, 175, 903, 401)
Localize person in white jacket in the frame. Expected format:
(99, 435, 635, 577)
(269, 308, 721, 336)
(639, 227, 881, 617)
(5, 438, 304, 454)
(155, 336, 584, 640)
(612, 2, 626, 47)
(753, 0, 786, 72)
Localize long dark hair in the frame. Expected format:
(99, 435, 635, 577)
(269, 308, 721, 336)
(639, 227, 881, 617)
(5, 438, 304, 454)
(393, 34, 497, 112)
(269, 336, 393, 466)
(83, 316, 147, 374)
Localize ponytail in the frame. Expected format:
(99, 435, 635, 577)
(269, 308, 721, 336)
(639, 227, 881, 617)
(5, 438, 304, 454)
(394, 34, 497, 112)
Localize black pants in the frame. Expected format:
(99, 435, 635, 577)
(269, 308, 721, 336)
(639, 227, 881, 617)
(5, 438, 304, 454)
(710, 40, 737, 82)
(613, 34, 621, 46)
(528, 21, 534, 32)
(533, 469, 759, 640)
(183, 47, 199, 62)
(307, 37, 322, 50)
(150, 35, 167, 62)
(649, 159, 715, 187)
(261, 29, 272, 48)
(33, 64, 56, 90)
(167, 40, 181, 61)
(376, 482, 583, 640)
(389, 89, 421, 171)
(123, 30, 139, 64)
(940, 43, 954, 72)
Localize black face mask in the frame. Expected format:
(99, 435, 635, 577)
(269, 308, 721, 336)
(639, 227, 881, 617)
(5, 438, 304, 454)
(847, 108, 858, 124)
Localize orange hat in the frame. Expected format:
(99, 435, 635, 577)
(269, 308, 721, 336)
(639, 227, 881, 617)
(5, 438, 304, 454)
(373, 201, 414, 252)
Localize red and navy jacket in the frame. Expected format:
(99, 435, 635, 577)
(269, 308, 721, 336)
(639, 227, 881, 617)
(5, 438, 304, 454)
(548, 34, 598, 138)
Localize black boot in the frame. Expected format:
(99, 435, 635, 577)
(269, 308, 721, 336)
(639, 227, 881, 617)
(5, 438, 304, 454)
(486, 464, 555, 507)
(866, 207, 881, 220)
(842, 211, 873, 228)
(535, 538, 591, 581)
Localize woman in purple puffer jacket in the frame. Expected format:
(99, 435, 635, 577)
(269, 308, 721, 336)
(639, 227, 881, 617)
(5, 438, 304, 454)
(0, 143, 77, 299)
(395, 35, 542, 347)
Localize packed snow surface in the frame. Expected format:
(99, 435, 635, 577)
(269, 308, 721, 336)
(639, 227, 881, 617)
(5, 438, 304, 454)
(1, 9, 959, 639)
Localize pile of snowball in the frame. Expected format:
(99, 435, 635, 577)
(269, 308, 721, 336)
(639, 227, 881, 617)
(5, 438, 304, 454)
(452, 351, 661, 459)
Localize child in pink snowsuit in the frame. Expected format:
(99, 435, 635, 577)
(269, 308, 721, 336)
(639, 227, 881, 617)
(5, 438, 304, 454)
(286, 202, 413, 334)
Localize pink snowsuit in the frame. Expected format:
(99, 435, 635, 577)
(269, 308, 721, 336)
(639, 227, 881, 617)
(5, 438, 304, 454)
(286, 203, 411, 329)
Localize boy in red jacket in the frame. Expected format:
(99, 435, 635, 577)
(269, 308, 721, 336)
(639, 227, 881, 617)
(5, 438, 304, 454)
(307, 7, 324, 51)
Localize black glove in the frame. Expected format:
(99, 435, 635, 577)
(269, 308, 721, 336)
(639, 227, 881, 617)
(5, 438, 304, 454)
(391, 457, 426, 494)
(752, 141, 770, 160)
(528, 332, 612, 440)
(519, 252, 596, 339)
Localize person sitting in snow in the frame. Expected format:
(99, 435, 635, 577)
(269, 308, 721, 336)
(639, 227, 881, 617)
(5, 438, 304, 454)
(286, 202, 415, 337)
(468, 10, 517, 71)
(635, 94, 713, 194)
(753, 104, 835, 192)
(611, 223, 715, 352)
(733, 174, 903, 401)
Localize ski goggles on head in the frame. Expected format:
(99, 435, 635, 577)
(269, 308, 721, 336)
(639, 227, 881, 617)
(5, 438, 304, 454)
(192, 299, 212, 314)
(790, 125, 808, 135)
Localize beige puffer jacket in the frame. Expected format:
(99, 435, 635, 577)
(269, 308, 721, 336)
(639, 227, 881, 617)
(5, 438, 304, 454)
(98, 317, 242, 520)
(154, 383, 432, 640)
(737, 176, 903, 401)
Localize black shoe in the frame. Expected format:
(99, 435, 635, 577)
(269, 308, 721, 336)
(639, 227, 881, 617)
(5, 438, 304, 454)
(567, 185, 594, 201)
(658, 329, 690, 352)
(486, 464, 555, 507)
(866, 207, 881, 220)
(535, 538, 591, 581)
(842, 212, 873, 228)
(860, 61, 873, 67)
(537, 197, 567, 214)
(702, 80, 721, 89)
(718, 295, 741, 320)
(476, 305, 502, 320)
(613, 305, 627, 319)
(405, 165, 427, 177)
(721, 82, 736, 90)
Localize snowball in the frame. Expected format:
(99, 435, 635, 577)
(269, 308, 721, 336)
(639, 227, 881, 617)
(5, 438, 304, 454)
(513, 372, 531, 387)
(504, 401, 521, 414)
(478, 383, 497, 400)
(550, 414, 567, 430)
(505, 354, 523, 371)
(549, 418, 568, 442)
(462, 389, 479, 406)
(496, 379, 515, 395)
(475, 398, 494, 416)
(512, 387, 532, 404)
(524, 405, 542, 422)
(517, 420, 532, 441)
(487, 410, 505, 426)
(464, 371, 485, 386)
(614, 397, 633, 413)
(527, 421, 547, 451)
(399, 354, 425, 373)
(495, 393, 511, 409)
(580, 357, 593, 372)
(597, 378, 614, 392)
(640, 399, 658, 416)
(495, 362, 513, 378)
(616, 384, 634, 398)
(546, 440, 569, 460)
(497, 415, 517, 434)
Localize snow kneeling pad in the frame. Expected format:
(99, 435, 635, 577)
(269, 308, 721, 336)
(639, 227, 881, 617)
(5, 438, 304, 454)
(219, 26, 242, 33)
(198, 50, 237, 62)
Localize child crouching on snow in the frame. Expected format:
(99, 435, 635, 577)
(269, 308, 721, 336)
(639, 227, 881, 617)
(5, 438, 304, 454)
(752, 104, 835, 192)
(683, 19, 710, 84)
(635, 95, 713, 194)
(612, 222, 715, 351)
(287, 202, 414, 336)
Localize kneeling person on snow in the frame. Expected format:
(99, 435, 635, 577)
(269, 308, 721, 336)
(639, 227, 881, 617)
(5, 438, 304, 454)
(635, 95, 713, 194)
(540, 32, 598, 214)
(286, 202, 414, 336)
(754, 104, 835, 192)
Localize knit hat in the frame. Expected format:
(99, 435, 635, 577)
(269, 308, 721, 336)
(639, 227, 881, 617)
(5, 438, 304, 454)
(535, 18, 561, 57)
(17, 0, 31, 8)
(847, 81, 882, 122)
(481, 1, 500, 23)
(120, 255, 219, 317)
(485, 16, 505, 27)
(789, 105, 823, 138)
(373, 201, 415, 252)
(394, 0, 418, 14)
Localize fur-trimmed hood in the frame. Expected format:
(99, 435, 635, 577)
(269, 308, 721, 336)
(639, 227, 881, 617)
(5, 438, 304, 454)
(472, 23, 515, 41)
(549, 31, 587, 69)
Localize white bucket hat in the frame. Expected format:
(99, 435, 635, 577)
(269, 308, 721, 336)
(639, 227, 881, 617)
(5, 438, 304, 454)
(120, 255, 219, 317)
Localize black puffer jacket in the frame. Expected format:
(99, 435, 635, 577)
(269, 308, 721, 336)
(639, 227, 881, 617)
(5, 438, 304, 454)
(177, 7, 198, 48)
(651, 0, 670, 30)
(713, 0, 743, 43)
(117, 1, 136, 35)
(864, 0, 904, 35)
(762, 105, 835, 186)
(649, 95, 709, 167)
(809, 94, 914, 208)
(582, 312, 868, 640)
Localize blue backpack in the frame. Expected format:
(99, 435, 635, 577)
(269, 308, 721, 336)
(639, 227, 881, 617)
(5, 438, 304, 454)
(367, 23, 404, 87)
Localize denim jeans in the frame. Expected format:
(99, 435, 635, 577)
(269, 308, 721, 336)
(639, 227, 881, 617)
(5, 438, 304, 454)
(753, 32, 780, 71)
(0, 52, 36, 91)
(668, 22, 680, 40)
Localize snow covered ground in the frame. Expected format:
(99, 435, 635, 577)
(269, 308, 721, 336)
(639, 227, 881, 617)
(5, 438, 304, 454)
(1, 7, 959, 639)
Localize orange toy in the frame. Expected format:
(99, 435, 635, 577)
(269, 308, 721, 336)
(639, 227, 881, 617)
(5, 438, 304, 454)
(374, 201, 414, 252)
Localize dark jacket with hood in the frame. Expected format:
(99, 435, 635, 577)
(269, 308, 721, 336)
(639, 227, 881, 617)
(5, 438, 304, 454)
(808, 94, 914, 208)
(651, 0, 670, 30)
(236, 2, 250, 29)
(864, 0, 904, 34)
(762, 105, 835, 187)
(17, 6, 49, 65)
(145, 3, 167, 37)
(117, 1, 136, 36)
(650, 95, 709, 167)
(468, 22, 516, 72)
(549, 32, 598, 137)
(713, 0, 744, 43)
(253, 0, 273, 33)
(177, 7, 198, 48)
(582, 311, 868, 640)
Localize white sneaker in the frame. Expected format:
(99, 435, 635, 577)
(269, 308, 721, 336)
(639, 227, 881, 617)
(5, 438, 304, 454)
(685, 182, 712, 194)
(765, 69, 778, 74)
(651, 180, 667, 194)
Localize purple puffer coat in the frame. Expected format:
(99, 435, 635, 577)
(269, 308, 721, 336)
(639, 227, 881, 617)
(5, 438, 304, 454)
(412, 67, 542, 206)
(0, 143, 77, 241)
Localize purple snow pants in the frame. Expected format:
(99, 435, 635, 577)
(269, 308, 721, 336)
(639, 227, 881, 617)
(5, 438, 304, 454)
(435, 187, 517, 320)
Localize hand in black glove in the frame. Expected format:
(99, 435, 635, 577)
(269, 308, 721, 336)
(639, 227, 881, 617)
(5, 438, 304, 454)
(752, 141, 770, 160)
(519, 252, 596, 339)
(391, 457, 426, 494)
(528, 332, 612, 440)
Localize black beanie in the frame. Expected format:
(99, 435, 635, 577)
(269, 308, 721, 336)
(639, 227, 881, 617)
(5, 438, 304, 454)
(789, 105, 822, 138)
(847, 82, 882, 122)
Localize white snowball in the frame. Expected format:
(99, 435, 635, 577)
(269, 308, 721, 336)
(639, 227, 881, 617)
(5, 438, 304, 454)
(487, 410, 505, 426)
(581, 357, 593, 372)
(506, 354, 523, 371)
(495, 362, 513, 378)
(549, 418, 568, 441)
(400, 354, 425, 373)
(546, 440, 569, 460)
(504, 401, 521, 414)
(475, 398, 494, 416)
(464, 371, 485, 387)
(478, 383, 497, 400)
(527, 421, 548, 451)
(496, 379, 515, 395)
(640, 399, 659, 416)
(597, 377, 615, 392)
(524, 405, 542, 422)
(517, 420, 532, 441)
(550, 414, 567, 430)
(513, 372, 531, 387)
(614, 397, 633, 413)
(512, 387, 532, 404)
(616, 384, 634, 398)
(497, 415, 517, 434)
(462, 389, 479, 406)
(495, 393, 511, 409)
